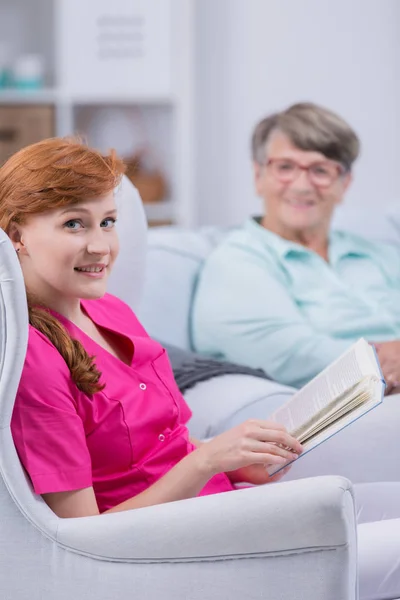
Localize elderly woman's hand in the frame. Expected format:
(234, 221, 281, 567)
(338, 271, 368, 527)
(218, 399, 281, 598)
(374, 341, 400, 394)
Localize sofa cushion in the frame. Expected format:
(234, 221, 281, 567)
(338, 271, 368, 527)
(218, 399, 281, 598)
(107, 177, 147, 312)
(332, 201, 400, 245)
(137, 227, 229, 349)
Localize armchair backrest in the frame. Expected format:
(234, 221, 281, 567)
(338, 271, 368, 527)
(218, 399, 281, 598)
(0, 229, 59, 542)
(0, 231, 28, 430)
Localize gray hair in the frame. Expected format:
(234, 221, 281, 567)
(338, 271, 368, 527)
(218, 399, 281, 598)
(251, 102, 360, 171)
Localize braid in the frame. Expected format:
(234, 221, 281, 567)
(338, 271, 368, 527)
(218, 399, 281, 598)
(27, 301, 104, 395)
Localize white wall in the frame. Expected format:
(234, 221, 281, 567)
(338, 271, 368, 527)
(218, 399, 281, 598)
(195, 0, 400, 226)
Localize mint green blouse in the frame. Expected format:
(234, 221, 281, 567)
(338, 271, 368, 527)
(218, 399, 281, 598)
(192, 218, 400, 388)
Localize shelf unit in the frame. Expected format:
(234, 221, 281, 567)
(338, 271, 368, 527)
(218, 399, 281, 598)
(0, 0, 195, 227)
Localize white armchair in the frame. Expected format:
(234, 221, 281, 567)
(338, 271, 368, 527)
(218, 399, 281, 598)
(0, 216, 358, 599)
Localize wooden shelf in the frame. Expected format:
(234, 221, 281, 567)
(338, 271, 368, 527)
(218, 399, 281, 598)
(70, 94, 174, 106)
(0, 90, 175, 107)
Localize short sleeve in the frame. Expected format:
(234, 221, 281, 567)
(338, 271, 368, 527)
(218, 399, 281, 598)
(11, 328, 93, 495)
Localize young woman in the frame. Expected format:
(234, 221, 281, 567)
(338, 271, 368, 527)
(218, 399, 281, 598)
(1, 138, 400, 600)
(0, 137, 301, 518)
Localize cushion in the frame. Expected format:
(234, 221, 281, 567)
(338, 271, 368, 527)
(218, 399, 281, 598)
(137, 227, 229, 349)
(107, 177, 147, 312)
(332, 201, 400, 245)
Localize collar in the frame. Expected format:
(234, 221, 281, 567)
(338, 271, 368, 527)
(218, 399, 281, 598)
(245, 216, 371, 263)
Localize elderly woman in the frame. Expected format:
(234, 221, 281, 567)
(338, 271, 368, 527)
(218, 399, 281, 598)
(192, 102, 400, 392)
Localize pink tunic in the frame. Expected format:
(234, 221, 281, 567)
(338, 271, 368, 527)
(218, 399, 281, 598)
(11, 294, 234, 512)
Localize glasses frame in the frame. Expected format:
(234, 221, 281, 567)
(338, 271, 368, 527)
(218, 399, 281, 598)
(264, 157, 346, 188)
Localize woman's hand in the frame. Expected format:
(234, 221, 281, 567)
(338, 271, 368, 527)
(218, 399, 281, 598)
(374, 341, 400, 393)
(193, 419, 303, 478)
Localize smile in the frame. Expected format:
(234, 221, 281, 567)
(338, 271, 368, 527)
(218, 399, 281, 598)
(74, 265, 107, 279)
(75, 266, 104, 273)
(286, 199, 316, 208)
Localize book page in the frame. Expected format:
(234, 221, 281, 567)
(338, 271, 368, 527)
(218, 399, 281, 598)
(269, 339, 381, 433)
(299, 378, 383, 450)
(296, 380, 372, 443)
(267, 377, 384, 476)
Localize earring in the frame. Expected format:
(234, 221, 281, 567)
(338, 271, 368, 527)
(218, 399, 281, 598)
(16, 248, 20, 253)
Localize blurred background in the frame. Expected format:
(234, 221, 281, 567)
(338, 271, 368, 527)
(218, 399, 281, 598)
(0, 0, 398, 229)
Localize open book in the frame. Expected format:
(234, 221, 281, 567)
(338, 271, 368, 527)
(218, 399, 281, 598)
(267, 338, 385, 475)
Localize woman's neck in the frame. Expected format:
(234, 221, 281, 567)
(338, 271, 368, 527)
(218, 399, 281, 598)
(261, 216, 329, 261)
(28, 289, 84, 324)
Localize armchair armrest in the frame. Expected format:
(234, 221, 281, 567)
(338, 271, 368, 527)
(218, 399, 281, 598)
(57, 475, 355, 562)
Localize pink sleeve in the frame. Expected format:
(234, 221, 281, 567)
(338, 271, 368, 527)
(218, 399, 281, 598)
(11, 329, 93, 495)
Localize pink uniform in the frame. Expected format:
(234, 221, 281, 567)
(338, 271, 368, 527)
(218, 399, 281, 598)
(11, 294, 234, 512)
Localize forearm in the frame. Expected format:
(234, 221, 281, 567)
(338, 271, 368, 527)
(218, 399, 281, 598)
(190, 436, 203, 447)
(223, 327, 354, 388)
(191, 437, 244, 484)
(197, 266, 358, 387)
(105, 449, 211, 513)
(270, 333, 353, 387)
(191, 438, 259, 485)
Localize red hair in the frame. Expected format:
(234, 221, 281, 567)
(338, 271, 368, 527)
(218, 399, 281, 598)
(0, 137, 126, 395)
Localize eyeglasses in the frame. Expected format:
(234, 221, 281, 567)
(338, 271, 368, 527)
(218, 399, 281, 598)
(265, 158, 345, 187)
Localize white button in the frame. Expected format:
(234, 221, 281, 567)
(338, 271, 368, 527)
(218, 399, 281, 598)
(158, 434, 165, 442)
(139, 383, 146, 390)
